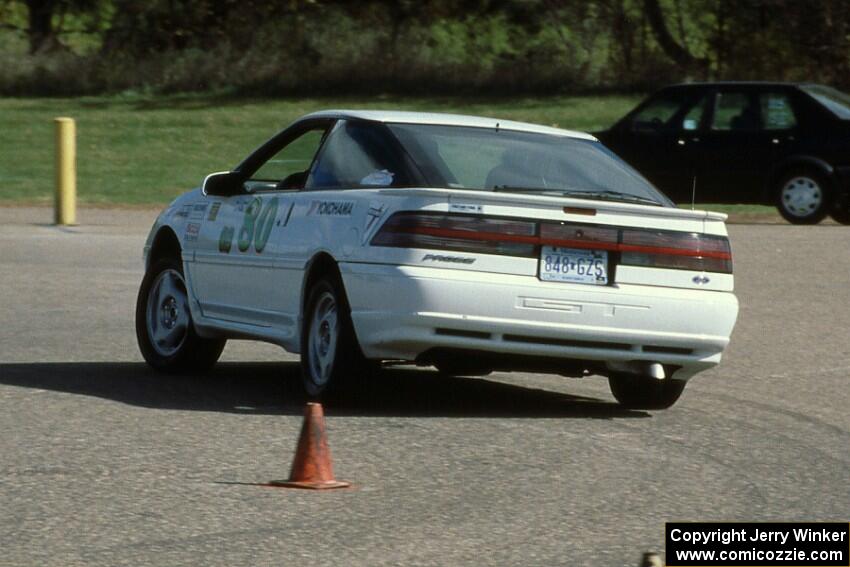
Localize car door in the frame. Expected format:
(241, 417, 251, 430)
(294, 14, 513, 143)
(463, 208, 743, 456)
(187, 124, 331, 329)
(759, 89, 802, 188)
(604, 89, 711, 203)
(693, 89, 777, 203)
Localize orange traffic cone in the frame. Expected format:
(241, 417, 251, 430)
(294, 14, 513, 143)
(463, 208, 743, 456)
(269, 402, 351, 490)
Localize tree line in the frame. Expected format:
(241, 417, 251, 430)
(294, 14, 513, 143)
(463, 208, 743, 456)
(1, 0, 849, 95)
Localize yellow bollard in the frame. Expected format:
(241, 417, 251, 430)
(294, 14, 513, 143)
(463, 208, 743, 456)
(54, 117, 77, 225)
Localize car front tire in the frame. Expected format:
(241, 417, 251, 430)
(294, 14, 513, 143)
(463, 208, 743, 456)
(135, 257, 226, 372)
(300, 276, 371, 397)
(775, 170, 831, 224)
(608, 373, 686, 410)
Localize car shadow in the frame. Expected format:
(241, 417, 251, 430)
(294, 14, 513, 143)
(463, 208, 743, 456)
(0, 362, 648, 419)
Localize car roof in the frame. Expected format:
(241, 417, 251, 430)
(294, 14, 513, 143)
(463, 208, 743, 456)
(665, 81, 823, 89)
(300, 109, 596, 141)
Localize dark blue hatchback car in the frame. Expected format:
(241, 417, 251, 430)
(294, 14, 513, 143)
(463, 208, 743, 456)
(595, 82, 850, 224)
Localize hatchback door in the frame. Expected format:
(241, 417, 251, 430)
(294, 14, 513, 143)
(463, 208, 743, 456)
(187, 124, 330, 329)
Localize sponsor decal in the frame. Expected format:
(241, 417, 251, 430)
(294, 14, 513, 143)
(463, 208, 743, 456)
(449, 203, 483, 214)
(175, 204, 192, 218)
(362, 202, 388, 244)
(308, 200, 355, 217)
(421, 254, 476, 265)
(365, 202, 386, 231)
(185, 223, 201, 241)
(189, 202, 209, 220)
(208, 202, 222, 221)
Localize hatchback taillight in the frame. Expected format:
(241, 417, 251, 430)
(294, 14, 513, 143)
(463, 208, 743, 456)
(370, 212, 538, 257)
(371, 212, 732, 274)
(619, 228, 732, 273)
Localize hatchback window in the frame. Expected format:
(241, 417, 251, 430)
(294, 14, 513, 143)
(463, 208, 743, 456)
(250, 129, 326, 187)
(388, 123, 669, 205)
(306, 120, 412, 189)
(760, 93, 797, 129)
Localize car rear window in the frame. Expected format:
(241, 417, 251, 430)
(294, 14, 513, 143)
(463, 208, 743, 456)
(801, 85, 850, 119)
(388, 123, 670, 206)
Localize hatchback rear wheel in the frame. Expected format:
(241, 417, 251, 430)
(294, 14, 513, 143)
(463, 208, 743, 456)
(300, 276, 371, 397)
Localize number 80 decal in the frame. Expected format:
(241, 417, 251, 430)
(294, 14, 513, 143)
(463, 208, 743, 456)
(219, 197, 279, 254)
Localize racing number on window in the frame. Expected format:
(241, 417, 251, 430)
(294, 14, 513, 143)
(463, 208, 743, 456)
(220, 197, 279, 254)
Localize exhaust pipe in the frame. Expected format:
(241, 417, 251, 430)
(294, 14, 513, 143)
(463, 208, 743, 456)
(606, 361, 666, 380)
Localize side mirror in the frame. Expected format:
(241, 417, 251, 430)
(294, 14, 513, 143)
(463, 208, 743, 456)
(202, 171, 244, 196)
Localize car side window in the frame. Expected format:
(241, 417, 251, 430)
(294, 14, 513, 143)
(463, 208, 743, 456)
(247, 128, 327, 191)
(760, 93, 797, 130)
(712, 92, 760, 131)
(305, 120, 410, 189)
(680, 94, 711, 131)
(630, 93, 688, 132)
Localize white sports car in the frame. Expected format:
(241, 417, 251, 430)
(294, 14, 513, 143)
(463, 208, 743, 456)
(136, 110, 739, 409)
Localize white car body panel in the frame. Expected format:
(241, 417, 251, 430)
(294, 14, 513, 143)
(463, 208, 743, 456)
(142, 111, 739, 383)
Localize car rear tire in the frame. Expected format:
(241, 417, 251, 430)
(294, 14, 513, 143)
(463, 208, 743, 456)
(608, 373, 686, 410)
(300, 276, 371, 397)
(136, 257, 226, 373)
(775, 170, 831, 224)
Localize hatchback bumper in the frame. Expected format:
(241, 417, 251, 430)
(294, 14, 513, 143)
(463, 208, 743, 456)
(341, 263, 739, 381)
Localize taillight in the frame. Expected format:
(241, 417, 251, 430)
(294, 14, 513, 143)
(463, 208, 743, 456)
(619, 229, 732, 273)
(371, 212, 537, 257)
(371, 212, 732, 274)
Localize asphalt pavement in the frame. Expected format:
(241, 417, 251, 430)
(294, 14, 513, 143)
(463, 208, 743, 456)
(1, 206, 848, 567)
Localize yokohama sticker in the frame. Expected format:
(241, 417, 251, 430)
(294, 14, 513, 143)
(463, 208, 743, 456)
(308, 200, 355, 217)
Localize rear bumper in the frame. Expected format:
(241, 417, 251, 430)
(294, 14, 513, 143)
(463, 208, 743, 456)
(341, 263, 738, 381)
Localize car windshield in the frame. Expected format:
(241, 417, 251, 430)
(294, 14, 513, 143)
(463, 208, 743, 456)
(802, 85, 850, 119)
(387, 123, 670, 206)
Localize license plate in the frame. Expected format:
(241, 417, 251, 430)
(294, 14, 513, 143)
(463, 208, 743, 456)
(539, 246, 608, 284)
